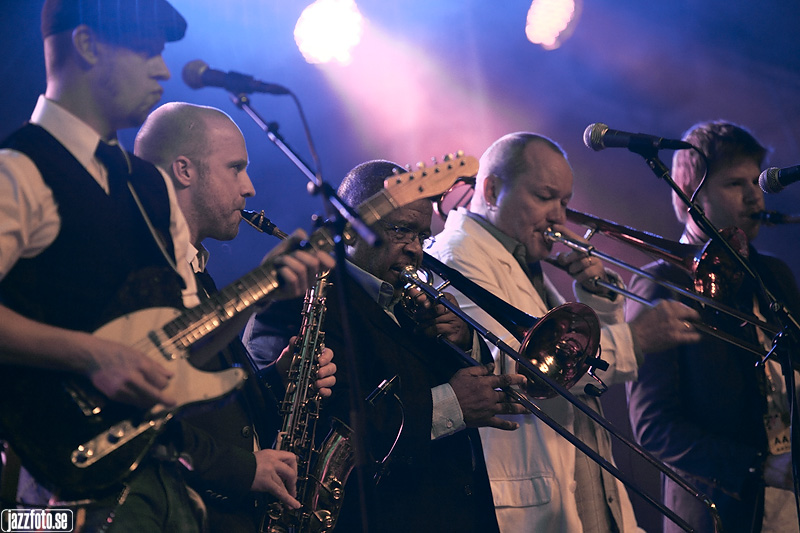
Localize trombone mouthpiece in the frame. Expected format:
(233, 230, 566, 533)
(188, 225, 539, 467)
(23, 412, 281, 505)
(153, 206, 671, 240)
(543, 227, 559, 243)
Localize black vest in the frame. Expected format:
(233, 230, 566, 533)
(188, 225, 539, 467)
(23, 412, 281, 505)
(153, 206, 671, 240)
(0, 124, 184, 333)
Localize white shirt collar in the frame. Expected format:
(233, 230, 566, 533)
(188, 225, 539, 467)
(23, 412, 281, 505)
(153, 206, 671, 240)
(30, 95, 111, 171)
(30, 95, 120, 193)
(187, 242, 210, 274)
(345, 260, 397, 309)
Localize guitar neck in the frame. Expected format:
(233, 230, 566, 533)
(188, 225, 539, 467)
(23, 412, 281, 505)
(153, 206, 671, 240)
(356, 189, 399, 227)
(156, 154, 476, 356)
(164, 230, 337, 354)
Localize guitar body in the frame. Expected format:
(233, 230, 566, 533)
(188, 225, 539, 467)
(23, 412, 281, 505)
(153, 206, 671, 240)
(0, 307, 245, 500)
(0, 153, 476, 501)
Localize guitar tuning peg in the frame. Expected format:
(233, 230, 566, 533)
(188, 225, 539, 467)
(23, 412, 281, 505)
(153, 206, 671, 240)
(443, 153, 453, 162)
(430, 156, 438, 165)
(456, 149, 464, 158)
(416, 161, 426, 169)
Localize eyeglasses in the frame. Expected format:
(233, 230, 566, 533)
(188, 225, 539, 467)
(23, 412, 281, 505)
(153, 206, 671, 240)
(380, 222, 435, 248)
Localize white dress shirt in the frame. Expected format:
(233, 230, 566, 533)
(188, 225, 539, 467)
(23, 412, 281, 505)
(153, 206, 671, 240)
(0, 95, 198, 307)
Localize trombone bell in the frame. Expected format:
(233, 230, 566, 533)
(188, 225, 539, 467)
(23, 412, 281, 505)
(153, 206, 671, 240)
(404, 254, 606, 400)
(519, 303, 601, 399)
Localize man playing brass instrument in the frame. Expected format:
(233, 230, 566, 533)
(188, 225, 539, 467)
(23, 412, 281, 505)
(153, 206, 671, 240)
(135, 101, 337, 533)
(627, 121, 800, 532)
(245, 160, 528, 532)
(427, 132, 702, 532)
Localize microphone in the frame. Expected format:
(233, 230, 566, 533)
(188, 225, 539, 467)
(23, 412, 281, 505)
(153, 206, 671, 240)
(759, 165, 800, 194)
(182, 60, 290, 95)
(583, 123, 693, 153)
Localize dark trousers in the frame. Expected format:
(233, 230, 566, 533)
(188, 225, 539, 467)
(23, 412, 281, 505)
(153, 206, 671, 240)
(78, 462, 202, 533)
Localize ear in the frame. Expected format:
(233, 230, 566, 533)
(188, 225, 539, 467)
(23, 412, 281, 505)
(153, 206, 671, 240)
(171, 156, 195, 188)
(71, 25, 101, 67)
(483, 173, 501, 207)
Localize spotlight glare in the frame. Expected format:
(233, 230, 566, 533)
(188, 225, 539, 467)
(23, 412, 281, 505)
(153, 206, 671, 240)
(526, 0, 581, 50)
(295, 0, 365, 65)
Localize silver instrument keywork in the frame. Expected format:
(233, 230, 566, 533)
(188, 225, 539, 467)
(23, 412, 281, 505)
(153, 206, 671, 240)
(264, 270, 354, 533)
(243, 211, 353, 532)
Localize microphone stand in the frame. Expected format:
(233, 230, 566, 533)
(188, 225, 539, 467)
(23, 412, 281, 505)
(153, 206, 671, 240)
(229, 92, 379, 532)
(629, 144, 800, 524)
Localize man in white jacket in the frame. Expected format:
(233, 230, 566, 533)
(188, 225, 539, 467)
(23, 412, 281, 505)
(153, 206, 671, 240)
(427, 132, 701, 532)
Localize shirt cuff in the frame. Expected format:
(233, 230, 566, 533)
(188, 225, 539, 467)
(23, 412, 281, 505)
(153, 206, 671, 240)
(431, 383, 466, 440)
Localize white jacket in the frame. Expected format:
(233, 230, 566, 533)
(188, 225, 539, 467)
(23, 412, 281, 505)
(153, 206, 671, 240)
(428, 208, 644, 533)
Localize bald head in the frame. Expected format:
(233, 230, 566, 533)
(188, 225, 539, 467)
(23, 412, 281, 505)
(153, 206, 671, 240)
(469, 132, 572, 263)
(136, 102, 254, 246)
(470, 132, 567, 216)
(135, 102, 237, 177)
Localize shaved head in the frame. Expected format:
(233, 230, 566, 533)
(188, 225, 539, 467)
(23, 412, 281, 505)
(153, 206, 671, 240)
(135, 102, 237, 177)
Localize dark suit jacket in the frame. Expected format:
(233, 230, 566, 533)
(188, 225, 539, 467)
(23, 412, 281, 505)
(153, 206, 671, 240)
(246, 270, 500, 533)
(180, 270, 284, 533)
(627, 250, 800, 533)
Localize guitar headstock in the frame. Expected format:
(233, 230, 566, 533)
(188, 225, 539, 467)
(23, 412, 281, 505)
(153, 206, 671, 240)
(382, 152, 479, 208)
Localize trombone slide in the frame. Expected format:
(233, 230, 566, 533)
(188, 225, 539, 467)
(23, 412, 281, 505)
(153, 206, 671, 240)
(401, 257, 723, 532)
(543, 228, 779, 358)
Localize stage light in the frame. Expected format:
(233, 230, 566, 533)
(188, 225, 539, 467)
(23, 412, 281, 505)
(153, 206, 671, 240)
(525, 0, 581, 50)
(294, 0, 365, 65)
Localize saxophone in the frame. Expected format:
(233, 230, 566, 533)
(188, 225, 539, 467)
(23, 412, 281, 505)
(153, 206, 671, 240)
(264, 269, 355, 533)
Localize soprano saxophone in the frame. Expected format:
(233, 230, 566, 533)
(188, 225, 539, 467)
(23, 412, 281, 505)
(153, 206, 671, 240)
(263, 268, 355, 533)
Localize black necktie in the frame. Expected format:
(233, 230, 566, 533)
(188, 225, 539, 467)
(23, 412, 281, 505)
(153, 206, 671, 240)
(195, 269, 218, 300)
(94, 141, 129, 192)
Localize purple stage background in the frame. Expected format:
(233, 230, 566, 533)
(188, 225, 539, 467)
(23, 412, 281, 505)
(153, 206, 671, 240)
(3, 2, 799, 530)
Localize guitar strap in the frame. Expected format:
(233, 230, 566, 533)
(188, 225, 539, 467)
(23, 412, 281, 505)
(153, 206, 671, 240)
(126, 181, 182, 280)
(94, 139, 182, 281)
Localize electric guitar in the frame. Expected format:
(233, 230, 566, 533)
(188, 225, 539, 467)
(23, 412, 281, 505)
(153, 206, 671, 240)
(0, 153, 478, 500)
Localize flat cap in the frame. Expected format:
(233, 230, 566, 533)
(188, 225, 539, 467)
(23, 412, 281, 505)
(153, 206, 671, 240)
(41, 0, 187, 43)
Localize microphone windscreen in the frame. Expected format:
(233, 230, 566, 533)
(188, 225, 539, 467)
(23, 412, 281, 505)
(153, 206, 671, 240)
(759, 167, 780, 194)
(182, 60, 209, 90)
(583, 123, 607, 151)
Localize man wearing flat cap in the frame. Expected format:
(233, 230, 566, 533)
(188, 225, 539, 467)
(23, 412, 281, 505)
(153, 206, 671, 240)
(0, 1, 326, 531)
(0, 1, 200, 530)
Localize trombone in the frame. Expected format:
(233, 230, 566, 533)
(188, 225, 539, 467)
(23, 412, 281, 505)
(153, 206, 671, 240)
(545, 209, 781, 358)
(400, 252, 723, 533)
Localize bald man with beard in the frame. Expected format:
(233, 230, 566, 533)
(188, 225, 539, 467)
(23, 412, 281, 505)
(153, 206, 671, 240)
(135, 102, 337, 532)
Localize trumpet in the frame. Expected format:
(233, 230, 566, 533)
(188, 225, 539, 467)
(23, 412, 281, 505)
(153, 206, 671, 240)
(400, 252, 722, 533)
